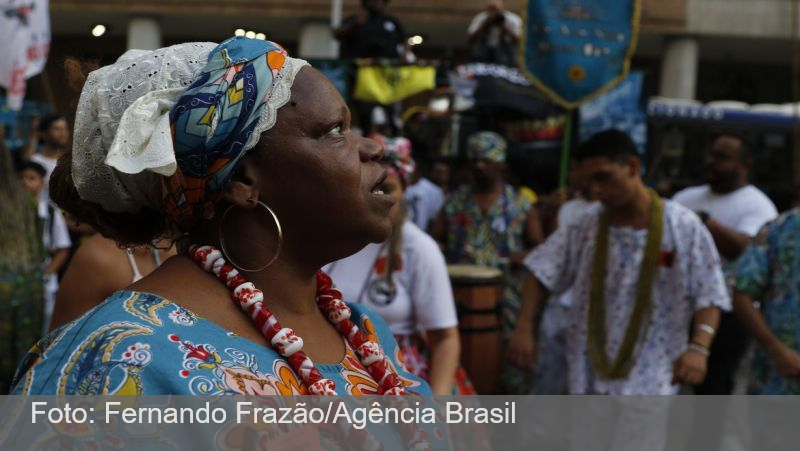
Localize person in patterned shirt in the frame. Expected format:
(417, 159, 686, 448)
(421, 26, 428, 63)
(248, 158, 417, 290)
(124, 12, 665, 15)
(733, 209, 800, 395)
(431, 130, 543, 394)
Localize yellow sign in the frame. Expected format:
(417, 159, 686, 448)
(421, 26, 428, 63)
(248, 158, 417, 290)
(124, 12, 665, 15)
(354, 66, 436, 105)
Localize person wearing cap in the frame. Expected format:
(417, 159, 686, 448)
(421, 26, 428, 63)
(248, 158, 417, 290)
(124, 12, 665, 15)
(431, 130, 543, 394)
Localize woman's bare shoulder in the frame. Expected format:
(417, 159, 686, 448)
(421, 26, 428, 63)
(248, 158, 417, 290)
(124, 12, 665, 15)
(72, 234, 128, 267)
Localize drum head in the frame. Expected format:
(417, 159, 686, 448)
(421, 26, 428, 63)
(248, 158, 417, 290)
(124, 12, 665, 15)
(447, 264, 503, 284)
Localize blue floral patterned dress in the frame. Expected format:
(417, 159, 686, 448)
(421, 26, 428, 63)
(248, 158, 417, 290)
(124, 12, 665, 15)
(734, 209, 800, 395)
(12, 291, 434, 396)
(9, 291, 451, 450)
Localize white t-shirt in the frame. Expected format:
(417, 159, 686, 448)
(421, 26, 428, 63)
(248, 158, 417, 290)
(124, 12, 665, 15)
(405, 177, 445, 232)
(524, 201, 730, 395)
(323, 221, 458, 336)
(672, 184, 777, 237)
(30, 153, 58, 205)
(467, 10, 522, 46)
(38, 200, 72, 295)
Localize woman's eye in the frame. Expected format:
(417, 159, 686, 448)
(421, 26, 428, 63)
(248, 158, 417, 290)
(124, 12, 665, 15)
(327, 124, 343, 136)
(379, 182, 395, 194)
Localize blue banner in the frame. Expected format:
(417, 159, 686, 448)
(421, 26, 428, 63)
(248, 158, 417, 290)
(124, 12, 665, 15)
(520, 0, 641, 109)
(580, 71, 646, 152)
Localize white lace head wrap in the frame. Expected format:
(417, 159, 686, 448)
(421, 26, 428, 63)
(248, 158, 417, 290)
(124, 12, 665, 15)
(71, 37, 308, 221)
(72, 42, 216, 213)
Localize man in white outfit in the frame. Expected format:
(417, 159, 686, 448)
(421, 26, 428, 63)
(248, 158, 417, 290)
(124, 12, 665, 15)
(509, 130, 729, 451)
(673, 134, 777, 451)
(673, 134, 777, 394)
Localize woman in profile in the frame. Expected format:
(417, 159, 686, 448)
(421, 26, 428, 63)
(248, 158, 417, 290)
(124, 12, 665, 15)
(11, 36, 428, 395)
(325, 135, 471, 396)
(11, 35, 446, 451)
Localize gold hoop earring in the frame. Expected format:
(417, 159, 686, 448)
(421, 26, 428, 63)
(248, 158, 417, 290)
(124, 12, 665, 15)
(218, 200, 283, 272)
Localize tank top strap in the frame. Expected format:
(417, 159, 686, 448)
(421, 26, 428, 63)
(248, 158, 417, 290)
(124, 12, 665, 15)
(151, 246, 162, 267)
(126, 248, 144, 283)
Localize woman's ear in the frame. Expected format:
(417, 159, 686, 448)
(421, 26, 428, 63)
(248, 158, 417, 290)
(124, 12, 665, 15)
(224, 159, 260, 207)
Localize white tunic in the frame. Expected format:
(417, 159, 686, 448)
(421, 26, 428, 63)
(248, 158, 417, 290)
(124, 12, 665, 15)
(524, 200, 730, 394)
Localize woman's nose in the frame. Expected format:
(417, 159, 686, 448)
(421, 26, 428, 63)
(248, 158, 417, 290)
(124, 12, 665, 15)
(359, 135, 385, 162)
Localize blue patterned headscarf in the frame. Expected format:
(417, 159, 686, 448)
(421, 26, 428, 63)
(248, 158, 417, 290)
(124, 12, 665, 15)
(164, 37, 308, 230)
(466, 131, 507, 163)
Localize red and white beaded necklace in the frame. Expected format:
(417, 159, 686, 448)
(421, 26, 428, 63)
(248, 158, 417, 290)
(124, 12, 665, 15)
(188, 245, 433, 451)
(187, 244, 408, 395)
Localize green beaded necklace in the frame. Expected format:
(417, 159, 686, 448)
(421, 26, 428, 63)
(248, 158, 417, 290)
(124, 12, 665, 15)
(587, 188, 664, 379)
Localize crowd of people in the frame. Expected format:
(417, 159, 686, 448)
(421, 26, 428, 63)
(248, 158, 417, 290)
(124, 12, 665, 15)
(1, 0, 800, 449)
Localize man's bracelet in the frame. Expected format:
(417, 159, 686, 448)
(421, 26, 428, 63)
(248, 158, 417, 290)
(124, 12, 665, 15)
(687, 343, 710, 357)
(695, 323, 716, 336)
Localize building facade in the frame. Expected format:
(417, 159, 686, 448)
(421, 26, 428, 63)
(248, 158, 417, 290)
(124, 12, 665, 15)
(17, 0, 800, 115)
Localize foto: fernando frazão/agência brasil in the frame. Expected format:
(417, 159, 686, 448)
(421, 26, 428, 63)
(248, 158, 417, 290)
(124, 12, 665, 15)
(31, 400, 516, 428)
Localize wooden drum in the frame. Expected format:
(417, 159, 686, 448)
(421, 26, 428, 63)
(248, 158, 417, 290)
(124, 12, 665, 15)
(448, 264, 504, 395)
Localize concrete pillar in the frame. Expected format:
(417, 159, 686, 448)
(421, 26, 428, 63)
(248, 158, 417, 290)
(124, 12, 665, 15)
(658, 37, 699, 100)
(127, 17, 162, 51)
(330, 0, 343, 58)
(298, 22, 337, 59)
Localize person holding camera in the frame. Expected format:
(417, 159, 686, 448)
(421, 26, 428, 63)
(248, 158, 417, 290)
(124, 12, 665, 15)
(467, 0, 523, 67)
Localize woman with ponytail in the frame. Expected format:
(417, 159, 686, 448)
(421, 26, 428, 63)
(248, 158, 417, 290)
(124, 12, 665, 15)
(324, 135, 473, 396)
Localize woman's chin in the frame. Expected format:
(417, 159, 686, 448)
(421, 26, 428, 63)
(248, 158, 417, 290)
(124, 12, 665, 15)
(352, 215, 393, 247)
(369, 218, 394, 243)
(332, 217, 392, 256)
